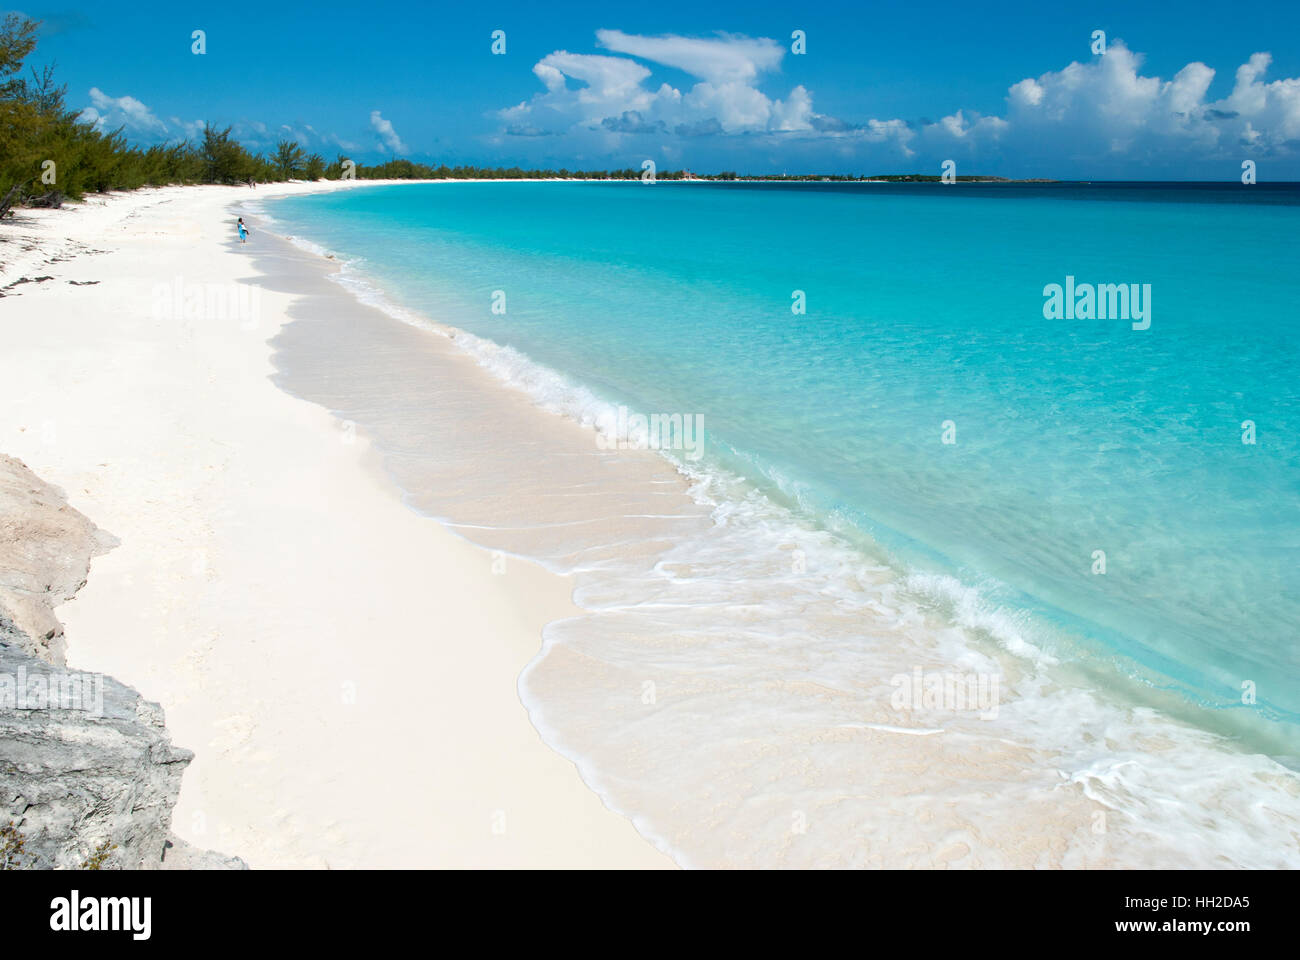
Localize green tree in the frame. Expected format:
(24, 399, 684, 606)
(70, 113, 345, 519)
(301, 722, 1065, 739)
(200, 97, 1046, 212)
(272, 138, 306, 180)
(0, 12, 39, 98)
(201, 124, 253, 184)
(0, 13, 44, 211)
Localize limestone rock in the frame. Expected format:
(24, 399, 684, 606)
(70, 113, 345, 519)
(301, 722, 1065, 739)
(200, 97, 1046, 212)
(0, 454, 116, 665)
(0, 635, 191, 869)
(0, 454, 242, 870)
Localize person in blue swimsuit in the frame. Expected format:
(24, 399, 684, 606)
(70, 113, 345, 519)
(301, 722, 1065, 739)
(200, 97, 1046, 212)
(237, 217, 249, 244)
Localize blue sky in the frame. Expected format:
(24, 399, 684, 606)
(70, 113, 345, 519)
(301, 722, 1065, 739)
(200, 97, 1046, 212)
(16, 0, 1300, 178)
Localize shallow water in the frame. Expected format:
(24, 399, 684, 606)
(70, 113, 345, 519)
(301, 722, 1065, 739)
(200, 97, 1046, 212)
(261, 181, 1300, 867)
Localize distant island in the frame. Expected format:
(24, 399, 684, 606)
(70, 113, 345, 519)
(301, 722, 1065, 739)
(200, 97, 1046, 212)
(344, 165, 1059, 183)
(859, 174, 1059, 183)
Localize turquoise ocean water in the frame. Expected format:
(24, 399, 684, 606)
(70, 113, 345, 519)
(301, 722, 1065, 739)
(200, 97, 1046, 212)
(263, 183, 1300, 867)
(268, 181, 1299, 754)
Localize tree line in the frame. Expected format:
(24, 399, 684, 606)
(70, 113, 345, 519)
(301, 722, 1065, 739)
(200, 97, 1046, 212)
(1, 13, 987, 219)
(1, 15, 342, 215)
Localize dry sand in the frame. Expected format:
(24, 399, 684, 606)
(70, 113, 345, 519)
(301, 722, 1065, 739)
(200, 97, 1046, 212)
(0, 181, 672, 868)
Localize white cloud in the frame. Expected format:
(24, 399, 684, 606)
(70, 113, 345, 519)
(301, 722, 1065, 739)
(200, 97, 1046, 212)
(913, 109, 1007, 157)
(1217, 52, 1300, 142)
(76, 87, 361, 157)
(280, 123, 319, 146)
(494, 32, 1300, 175)
(499, 31, 874, 145)
(169, 117, 206, 142)
(997, 42, 1300, 168)
(369, 110, 408, 154)
(770, 85, 814, 131)
(538, 52, 651, 100)
(682, 81, 776, 130)
(1008, 78, 1044, 108)
(596, 29, 783, 84)
(78, 87, 167, 136)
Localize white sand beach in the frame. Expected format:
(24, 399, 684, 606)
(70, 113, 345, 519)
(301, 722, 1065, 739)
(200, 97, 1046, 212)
(0, 181, 672, 868)
(12, 179, 1297, 874)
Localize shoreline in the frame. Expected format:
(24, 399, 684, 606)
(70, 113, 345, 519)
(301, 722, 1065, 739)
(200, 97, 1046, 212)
(5, 179, 1299, 869)
(254, 181, 1300, 869)
(0, 181, 673, 868)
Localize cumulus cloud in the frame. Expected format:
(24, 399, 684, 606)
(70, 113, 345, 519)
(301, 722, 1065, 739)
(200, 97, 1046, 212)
(499, 30, 878, 149)
(170, 117, 206, 142)
(369, 110, 408, 154)
(76, 87, 363, 156)
(602, 111, 667, 134)
(495, 31, 1300, 175)
(505, 121, 563, 137)
(279, 123, 319, 146)
(207, 118, 351, 154)
(596, 29, 783, 84)
(540, 52, 651, 100)
(78, 87, 168, 136)
(996, 42, 1300, 169)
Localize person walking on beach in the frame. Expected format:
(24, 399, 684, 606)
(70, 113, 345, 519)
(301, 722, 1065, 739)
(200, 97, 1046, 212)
(237, 217, 249, 244)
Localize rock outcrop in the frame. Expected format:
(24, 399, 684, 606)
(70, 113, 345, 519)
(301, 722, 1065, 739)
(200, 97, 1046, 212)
(0, 454, 242, 869)
(0, 453, 115, 665)
(0, 635, 195, 869)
